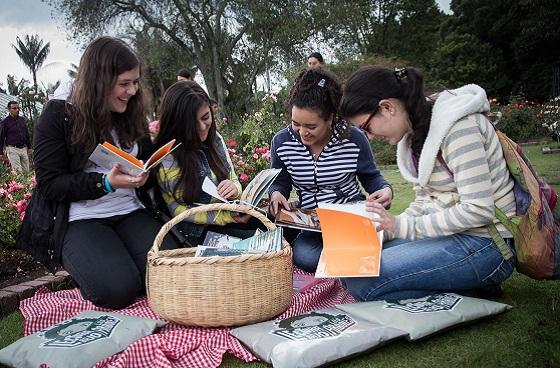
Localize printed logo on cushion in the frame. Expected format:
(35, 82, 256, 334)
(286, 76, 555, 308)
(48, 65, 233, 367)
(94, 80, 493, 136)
(384, 293, 462, 313)
(271, 311, 355, 340)
(38, 315, 121, 348)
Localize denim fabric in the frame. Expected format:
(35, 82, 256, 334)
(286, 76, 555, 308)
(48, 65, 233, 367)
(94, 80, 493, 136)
(291, 230, 324, 272)
(342, 234, 516, 301)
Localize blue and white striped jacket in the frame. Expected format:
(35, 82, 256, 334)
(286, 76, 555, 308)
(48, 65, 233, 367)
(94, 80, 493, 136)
(269, 121, 390, 209)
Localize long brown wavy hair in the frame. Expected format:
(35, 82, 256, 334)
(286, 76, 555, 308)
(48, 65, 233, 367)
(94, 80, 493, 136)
(69, 36, 148, 152)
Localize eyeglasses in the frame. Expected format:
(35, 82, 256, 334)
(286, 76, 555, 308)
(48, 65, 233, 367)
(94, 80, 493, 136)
(358, 112, 376, 133)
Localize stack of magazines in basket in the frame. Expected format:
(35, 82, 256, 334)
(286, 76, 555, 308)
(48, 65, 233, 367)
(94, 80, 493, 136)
(194, 228, 283, 257)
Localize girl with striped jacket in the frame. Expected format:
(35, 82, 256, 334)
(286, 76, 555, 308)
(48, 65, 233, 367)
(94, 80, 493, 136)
(154, 81, 261, 245)
(268, 68, 393, 272)
(339, 65, 516, 301)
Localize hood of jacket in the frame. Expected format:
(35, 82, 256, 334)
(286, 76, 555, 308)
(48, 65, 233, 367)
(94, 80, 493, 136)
(396, 84, 490, 187)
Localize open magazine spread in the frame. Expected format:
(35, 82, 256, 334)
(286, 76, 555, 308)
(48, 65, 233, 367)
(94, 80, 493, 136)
(275, 208, 321, 232)
(202, 168, 281, 208)
(315, 202, 383, 278)
(88, 139, 180, 176)
(195, 228, 282, 257)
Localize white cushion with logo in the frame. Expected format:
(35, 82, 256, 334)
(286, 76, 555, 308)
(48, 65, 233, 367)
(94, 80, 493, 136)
(336, 293, 512, 341)
(230, 308, 406, 368)
(0, 310, 165, 368)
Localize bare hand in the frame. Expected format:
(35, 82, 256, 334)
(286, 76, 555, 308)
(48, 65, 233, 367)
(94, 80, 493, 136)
(217, 179, 239, 199)
(367, 186, 393, 209)
(231, 212, 251, 224)
(366, 201, 396, 234)
(106, 163, 149, 189)
(269, 191, 290, 216)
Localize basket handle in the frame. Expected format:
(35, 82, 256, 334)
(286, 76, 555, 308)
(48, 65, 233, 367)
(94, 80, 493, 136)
(150, 202, 277, 256)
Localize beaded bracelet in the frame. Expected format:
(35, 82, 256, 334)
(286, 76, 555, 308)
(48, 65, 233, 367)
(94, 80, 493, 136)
(103, 174, 115, 193)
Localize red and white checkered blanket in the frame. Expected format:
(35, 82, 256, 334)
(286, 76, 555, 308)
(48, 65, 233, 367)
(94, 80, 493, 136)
(20, 272, 355, 368)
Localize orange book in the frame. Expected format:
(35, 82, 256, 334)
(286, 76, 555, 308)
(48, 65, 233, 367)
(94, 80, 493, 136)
(315, 202, 382, 278)
(88, 139, 180, 176)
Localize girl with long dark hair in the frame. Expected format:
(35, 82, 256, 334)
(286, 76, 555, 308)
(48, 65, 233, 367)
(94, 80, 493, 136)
(154, 80, 259, 244)
(339, 65, 516, 300)
(17, 37, 178, 309)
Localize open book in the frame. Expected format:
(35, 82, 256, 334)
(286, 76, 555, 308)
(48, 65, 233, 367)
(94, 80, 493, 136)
(315, 202, 383, 278)
(275, 208, 321, 232)
(89, 139, 181, 176)
(202, 168, 281, 208)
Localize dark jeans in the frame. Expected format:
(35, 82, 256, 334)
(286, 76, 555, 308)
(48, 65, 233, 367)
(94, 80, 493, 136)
(61, 209, 178, 309)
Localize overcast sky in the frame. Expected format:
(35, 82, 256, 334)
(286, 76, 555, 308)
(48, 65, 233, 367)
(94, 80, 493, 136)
(0, 0, 452, 96)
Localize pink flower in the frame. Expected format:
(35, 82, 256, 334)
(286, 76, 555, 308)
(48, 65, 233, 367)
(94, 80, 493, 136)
(149, 120, 160, 134)
(262, 150, 271, 159)
(253, 153, 259, 159)
(24, 193, 32, 199)
(19, 211, 26, 221)
(239, 173, 249, 182)
(8, 181, 24, 193)
(31, 175, 37, 187)
(16, 199, 28, 213)
(228, 139, 238, 148)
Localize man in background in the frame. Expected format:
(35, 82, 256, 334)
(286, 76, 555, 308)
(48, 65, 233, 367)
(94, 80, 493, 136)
(176, 68, 194, 81)
(0, 101, 31, 174)
(307, 52, 325, 69)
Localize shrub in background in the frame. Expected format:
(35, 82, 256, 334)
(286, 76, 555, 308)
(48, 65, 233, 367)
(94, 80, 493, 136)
(537, 96, 560, 143)
(0, 166, 35, 250)
(493, 98, 548, 143)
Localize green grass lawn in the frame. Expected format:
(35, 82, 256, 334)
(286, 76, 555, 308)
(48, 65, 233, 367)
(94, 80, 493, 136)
(1, 142, 559, 367)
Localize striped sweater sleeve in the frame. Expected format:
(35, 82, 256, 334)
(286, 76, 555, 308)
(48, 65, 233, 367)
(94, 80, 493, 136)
(395, 117, 498, 239)
(157, 158, 235, 226)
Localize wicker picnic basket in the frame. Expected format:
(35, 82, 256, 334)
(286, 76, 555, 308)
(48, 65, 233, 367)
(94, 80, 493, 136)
(146, 202, 293, 327)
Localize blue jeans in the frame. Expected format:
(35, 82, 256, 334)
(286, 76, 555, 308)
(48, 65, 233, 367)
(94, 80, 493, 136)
(342, 234, 516, 301)
(292, 230, 324, 273)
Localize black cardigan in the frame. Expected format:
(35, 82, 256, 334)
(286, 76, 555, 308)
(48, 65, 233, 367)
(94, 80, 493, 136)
(16, 100, 157, 272)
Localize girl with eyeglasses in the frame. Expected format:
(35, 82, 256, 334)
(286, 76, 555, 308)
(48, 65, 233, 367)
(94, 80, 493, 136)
(268, 68, 392, 273)
(339, 65, 517, 301)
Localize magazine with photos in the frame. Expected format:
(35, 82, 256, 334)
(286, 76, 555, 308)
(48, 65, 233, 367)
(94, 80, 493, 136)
(195, 228, 281, 257)
(315, 201, 383, 278)
(275, 208, 321, 232)
(202, 168, 281, 208)
(89, 139, 180, 176)
(201, 231, 241, 248)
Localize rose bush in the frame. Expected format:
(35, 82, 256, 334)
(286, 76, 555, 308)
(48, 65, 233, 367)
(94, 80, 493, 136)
(0, 164, 35, 250)
(537, 96, 560, 142)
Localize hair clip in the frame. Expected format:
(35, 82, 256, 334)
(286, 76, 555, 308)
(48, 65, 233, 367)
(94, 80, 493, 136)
(394, 67, 408, 81)
(317, 78, 326, 88)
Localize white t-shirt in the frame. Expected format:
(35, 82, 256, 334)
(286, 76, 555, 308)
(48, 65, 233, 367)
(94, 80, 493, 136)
(69, 137, 144, 222)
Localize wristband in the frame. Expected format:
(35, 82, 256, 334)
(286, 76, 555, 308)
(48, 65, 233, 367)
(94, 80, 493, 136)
(103, 174, 115, 193)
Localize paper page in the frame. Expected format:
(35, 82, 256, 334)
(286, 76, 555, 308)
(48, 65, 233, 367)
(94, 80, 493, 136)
(315, 208, 382, 278)
(202, 176, 228, 203)
(101, 142, 144, 168)
(240, 168, 281, 207)
(88, 143, 145, 176)
(275, 208, 322, 232)
(144, 140, 181, 170)
(318, 201, 383, 240)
